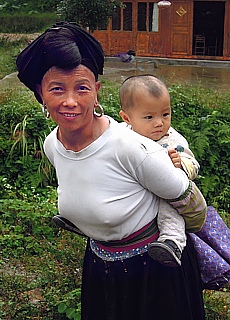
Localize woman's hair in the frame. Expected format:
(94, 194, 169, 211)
(42, 27, 82, 71)
(119, 75, 168, 111)
(16, 22, 104, 103)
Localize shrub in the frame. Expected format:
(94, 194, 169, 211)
(0, 0, 59, 14)
(0, 88, 56, 197)
(169, 84, 230, 213)
(0, 12, 60, 33)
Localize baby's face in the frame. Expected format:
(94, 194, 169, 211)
(125, 87, 171, 141)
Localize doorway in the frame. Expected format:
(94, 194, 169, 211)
(193, 1, 225, 56)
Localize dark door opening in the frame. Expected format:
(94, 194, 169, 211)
(193, 1, 225, 56)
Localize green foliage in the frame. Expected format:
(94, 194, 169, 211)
(0, 88, 56, 197)
(0, 186, 58, 257)
(0, 0, 59, 14)
(0, 37, 28, 78)
(0, 184, 86, 319)
(203, 289, 230, 319)
(169, 84, 230, 212)
(0, 12, 60, 33)
(99, 79, 121, 122)
(57, 0, 122, 32)
(57, 286, 82, 319)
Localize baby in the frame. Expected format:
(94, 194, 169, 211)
(119, 75, 200, 267)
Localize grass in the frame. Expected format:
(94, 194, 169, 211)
(0, 36, 29, 79)
(0, 187, 86, 319)
(1, 236, 86, 319)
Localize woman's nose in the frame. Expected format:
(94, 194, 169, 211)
(63, 93, 78, 108)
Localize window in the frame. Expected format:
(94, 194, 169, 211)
(112, 2, 158, 32)
(112, 2, 132, 31)
(123, 2, 132, 31)
(138, 3, 147, 31)
(138, 2, 159, 32)
(112, 6, 121, 30)
(150, 3, 159, 32)
(98, 20, 108, 30)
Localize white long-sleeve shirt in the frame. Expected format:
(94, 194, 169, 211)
(44, 117, 189, 241)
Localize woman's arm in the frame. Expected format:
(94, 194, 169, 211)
(131, 139, 206, 232)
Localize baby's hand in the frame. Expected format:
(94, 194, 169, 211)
(168, 149, 182, 169)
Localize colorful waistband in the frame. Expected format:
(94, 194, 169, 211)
(90, 219, 159, 261)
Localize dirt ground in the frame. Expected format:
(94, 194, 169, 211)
(0, 33, 40, 42)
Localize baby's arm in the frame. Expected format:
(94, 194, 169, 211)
(168, 145, 199, 180)
(163, 143, 205, 232)
(166, 180, 206, 233)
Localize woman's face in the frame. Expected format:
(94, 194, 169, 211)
(37, 65, 100, 134)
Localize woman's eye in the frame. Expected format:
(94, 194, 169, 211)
(50, 87, 62, 92)
(78, 85, 89, 91)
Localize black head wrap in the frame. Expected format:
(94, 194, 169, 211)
(16, 22, 104, 103)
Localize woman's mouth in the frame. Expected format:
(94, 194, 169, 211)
(61, 113, 78, 117)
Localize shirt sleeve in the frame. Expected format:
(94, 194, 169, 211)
(135, 145, 189, 200)
(43, 128, 57, 166)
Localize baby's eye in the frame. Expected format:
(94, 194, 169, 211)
(144, 115, 152, 119)
(163, 113, 170, 117)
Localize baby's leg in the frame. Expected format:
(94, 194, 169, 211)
(148, 199, 186, 267)
(157, 199, 186, 252)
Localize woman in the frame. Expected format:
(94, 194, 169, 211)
(16, 22, 206, 320)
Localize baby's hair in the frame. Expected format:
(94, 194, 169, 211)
(119, 74, 168, 111)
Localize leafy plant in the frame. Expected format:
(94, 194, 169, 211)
(0, 88, 56, 196)
(58, 285, 82, 320)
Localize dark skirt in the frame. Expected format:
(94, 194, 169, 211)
(81, 235, 205, 320)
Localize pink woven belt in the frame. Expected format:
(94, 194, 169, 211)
(90, 219, 159, 261)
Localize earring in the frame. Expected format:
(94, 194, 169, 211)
(42, 104, 50, 119)
(94, 104, 104, 117)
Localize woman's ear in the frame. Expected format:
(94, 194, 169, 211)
(119, 110, 131, 124)
(96, 81, 101, 92)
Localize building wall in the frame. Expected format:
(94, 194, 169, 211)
(93, 0, 230, 60)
